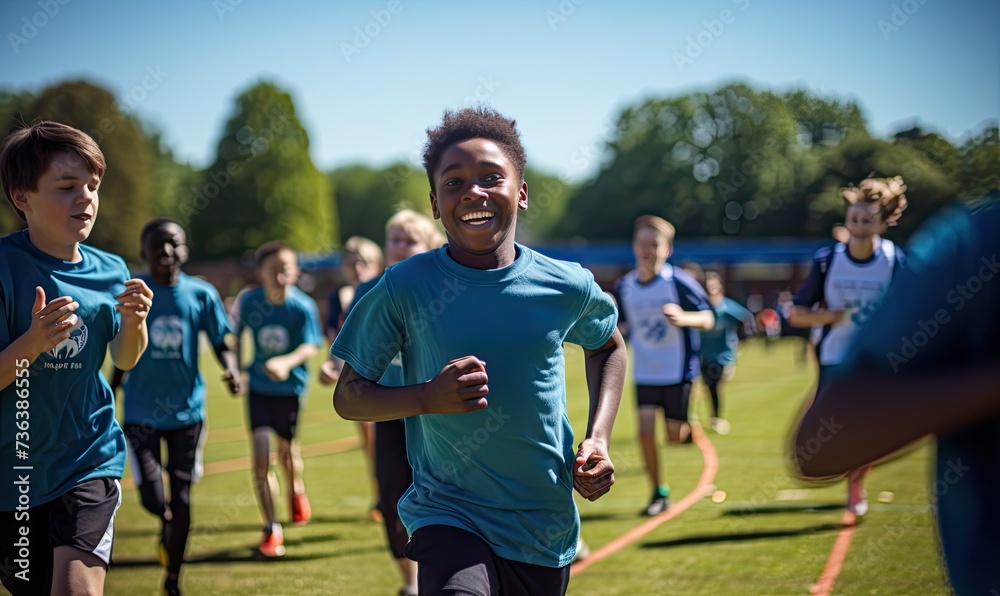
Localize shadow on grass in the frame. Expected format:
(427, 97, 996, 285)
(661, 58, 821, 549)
(721, 503, 843, 517)
(579, 512, 648, 522)
(113, 550, 333, 566)
(640, 523, 845, 549)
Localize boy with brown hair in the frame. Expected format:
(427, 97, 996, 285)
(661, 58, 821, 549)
(0, 121, 153, 595)
(231, 241, 322, 558)
(615, 214, 715, 516)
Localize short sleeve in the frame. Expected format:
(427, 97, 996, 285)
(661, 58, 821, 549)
(302, 296, 323, 346)
(674, 270, 711, 312)
(231, 289, 248, 335)
(200, 285, 232, 347)
(793, 247, 831, 307)
(566, 269, 619, 350)
(330, 275, 406, 382)
(326, 291, 343, 332)
(611, 277, 627, 325)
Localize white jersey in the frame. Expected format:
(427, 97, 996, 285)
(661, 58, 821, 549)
(615, 265, 710, 385)
(795, 239, 901, 366)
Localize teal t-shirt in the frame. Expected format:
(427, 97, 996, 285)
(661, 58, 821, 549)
(121, 273, 231, 429)
(0, 230, 128, 510)
(700, 297, 754, 365)
(837, 198, 1000, 594)
(332, 244, 619, 568)
(236, 286, 322, 396)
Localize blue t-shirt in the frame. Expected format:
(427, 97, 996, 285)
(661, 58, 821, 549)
(834, 198, 999, 594)
(0, 230, 128, 510)
(235, 286, 322, 396)
(331, 244, 618, 568)
(348, 275, 403, 386)
(121, 273, 231, 429)
(700, 297, 754, 365)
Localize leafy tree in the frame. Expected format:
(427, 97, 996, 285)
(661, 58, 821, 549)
(0, 89, 36, 233)
(23, 81, 152, 260)
(518, 166, 575, 242)
(188, 81, 334, 258)
(143, 124, 200, 221)
(957, 122, 999, 198)
(559, 82, 806, 239)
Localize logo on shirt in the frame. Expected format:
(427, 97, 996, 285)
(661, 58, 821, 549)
(258, 325, 289, 354)
(150, 315, 184, 358)
(49, 318, 88, 359)
(640, 317, 668, 343)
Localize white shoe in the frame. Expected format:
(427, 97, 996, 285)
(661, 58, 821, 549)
(710, 417, 731, 435)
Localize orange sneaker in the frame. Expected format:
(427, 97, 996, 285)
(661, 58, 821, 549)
(257, 525, 286, 558)
(291, 493, 311, 526)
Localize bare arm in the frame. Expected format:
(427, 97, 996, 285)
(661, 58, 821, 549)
(262, 342, 318, 382)
(793, 363, 1000, 479)
(575, 329, 628, 502)
(663, 304, 715, 331)
(333, 356, 489, 422)
(788, 305, 843, 328)
(213, 341, 241, 394)
(109, 279, 153, 371)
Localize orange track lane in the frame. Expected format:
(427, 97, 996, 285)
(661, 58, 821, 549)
(571, 423, 719, 576)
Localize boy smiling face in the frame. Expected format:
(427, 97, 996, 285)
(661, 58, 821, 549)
(430, 138, 527, 270)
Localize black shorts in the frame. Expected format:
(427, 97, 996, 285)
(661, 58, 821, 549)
(1, 477, 121, 595)
(404, 525, 570, 595)
(124, 422, 205, 483)
(636, 382, 692, 422)
(247, 391, 300, 440)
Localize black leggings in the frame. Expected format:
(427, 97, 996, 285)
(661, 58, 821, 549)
(124, 422, 203, 575)
(701, 362, 726, 417)
(375, 419, 413, 559)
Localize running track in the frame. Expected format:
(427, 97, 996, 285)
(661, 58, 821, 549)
(121, 424, 856, 590)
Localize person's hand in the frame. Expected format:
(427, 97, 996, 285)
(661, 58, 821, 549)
(115, 279, 153, 324)
(263, 356, 292, 382)
(318, 359, 340, 386)
(825, 309, 847, 326)
(222, 366, 241, 394)
(574, 438, 615, 501)
(24, 287, 80, 357)
(662, 303, 684, 325)
(421, 356, 489, 414)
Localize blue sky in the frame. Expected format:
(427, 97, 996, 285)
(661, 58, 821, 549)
(2, 0, 998, 181)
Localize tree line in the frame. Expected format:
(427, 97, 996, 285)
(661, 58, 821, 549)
(1, 79, 996, 262)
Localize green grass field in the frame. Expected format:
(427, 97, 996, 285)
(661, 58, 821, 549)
(103, 339, 947, 595)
